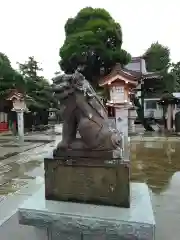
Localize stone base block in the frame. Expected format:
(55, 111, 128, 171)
(18, 182, 155, 240)
(44, 156, 130, 208)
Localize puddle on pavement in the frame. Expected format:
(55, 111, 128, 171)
(0, 159, 42, 195)
(131, 140, 180, 240)
(0, 142, 54, 195)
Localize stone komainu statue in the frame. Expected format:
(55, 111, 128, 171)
(52, 70, 122, 154)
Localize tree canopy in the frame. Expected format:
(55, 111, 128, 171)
(143, 42, 170, 72)
(170, 62, 180, 92)
(59, 7, 131, 86)
(143, 42, 175, 94)
(144, 43, 180, 94)
(0, 53, 25, 97)
(0, 54, 56, 111)
(18, 56, 55, 110)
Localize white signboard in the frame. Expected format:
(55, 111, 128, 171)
(110, 86, 125, 103)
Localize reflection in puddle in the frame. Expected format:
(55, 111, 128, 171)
(131, 140, 180, 240)
(0, 159, 42, 195)
(131, 141, 180, 193)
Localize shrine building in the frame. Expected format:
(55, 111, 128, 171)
(99, 57, 161, 128)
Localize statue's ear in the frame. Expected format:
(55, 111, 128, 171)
(52, 74, 64, 84)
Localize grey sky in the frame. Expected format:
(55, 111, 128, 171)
(0, 0, 179, 79)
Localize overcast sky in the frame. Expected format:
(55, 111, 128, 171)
(0, 0, 179, 80)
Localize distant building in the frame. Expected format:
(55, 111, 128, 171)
(144, 93, 180, 120)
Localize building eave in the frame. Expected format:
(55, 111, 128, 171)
(99, 59, 161, 87)
(142, 73, 162, 79)
(99, 75, 138, 87)
(99, 63, 139, 86)
(106, 101, 133, 109)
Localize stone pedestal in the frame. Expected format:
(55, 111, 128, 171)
(115, 108, 129, 137)
(16, 110, 24, 142)
(114, 105, 131, 159)
(44, 151, 130, 208)
(129, 118, 135, 133)
(18, 182, 155, 240)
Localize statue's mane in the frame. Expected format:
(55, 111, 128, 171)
(52, 71, 107, 119)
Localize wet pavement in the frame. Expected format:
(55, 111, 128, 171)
(131, 139, 180, 240)
(0, 130, 62, 230)
(0, 127, 60, 160)
(1, 126, 180, 239)
(0, 143, 50, 196)
(0, 141, 46, 160)
(0, 132, 61, 200)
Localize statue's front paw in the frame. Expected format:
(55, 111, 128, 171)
(57, 141, 69, 150)
(53, 141, 69, 157)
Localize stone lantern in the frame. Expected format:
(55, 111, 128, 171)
(7, 90, 28, 142)
(99, 63, 137, 137)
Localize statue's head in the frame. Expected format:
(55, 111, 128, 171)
(52, 73, 74, 102)
(52, 70, 94, 106)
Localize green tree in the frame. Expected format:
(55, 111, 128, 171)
(144, 42, 170, 72)
(170, 62, 180, 92)
(0, 53, 24, 98)
(59, 7, 131, 86)
(143, 42, 175, 94)
(142, 42, 177, 131)
(18, 57, 54, 109)
(18, 56, 42, 79)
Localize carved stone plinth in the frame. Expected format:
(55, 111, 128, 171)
(18, 183, 155, 240)
(44, 150, 130, 208)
